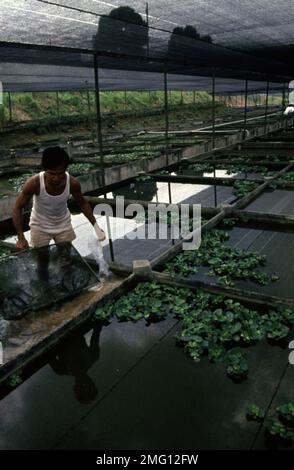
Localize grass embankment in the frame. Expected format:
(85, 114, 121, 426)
(0, 91, 225, 146)
(1, 90, 212, 121)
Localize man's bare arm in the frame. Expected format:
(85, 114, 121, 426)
(70, 177, 106, 240)
(13, 176, 37, 249)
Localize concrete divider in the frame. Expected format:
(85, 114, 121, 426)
(0, 117, 292, 222)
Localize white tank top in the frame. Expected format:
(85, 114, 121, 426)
(29, 171, 72, 234)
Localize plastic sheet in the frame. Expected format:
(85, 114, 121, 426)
(88, 231, 110, 281)
(0, 243, 99, 320)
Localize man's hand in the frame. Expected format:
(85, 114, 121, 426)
(94, 223, 106, 241)
(16, 237, 29, 250)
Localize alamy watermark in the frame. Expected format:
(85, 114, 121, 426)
(0, 341, 3, 365)
(93, 196, 202, 250)
(289, 340, 294, 365)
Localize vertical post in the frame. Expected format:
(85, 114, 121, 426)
(281, 82, 286, 131)
(212, 71, 216, 149)
(124, 89, 127, 111)
(163, 62, 169, 167)
(86, 86, 91, 115)
(93, 54, 114, 262)
(93, 54, 105, 184)
(56, 91, 60, 119)
(168, 182, 174, 245)
(285, 82, 289, 130)
(264, 80, 269, 134)
(282, 82, 286, 110)
(254, 93, 258, 107)
(243, 78, 248, 140)
(85, 81, 94, 143)
(212, 70, 217, 207)
(146, 2, 149, 58)
(67, 141, 73, 159)
(8, 92, 12, 121)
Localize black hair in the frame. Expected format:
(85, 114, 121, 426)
(42, 146, 70, 170)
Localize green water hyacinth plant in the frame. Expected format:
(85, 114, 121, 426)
(186, 163, 215, 173)
(278, 172, 294, 182)
(6, 370, 23, 388)
(0, 247, 11, 258)
(8, 172, 34, 192)
(255, 401, 294, 443)
(68, 163, 95, 174)
(276, 403, 294, 425)
(232, 180, 259, 198)
(164, 229, 278, 288)
(267, 418, 294, 441)
(222, 218, 238, 227)
(246, 404, 265, 422)
(226, 348, 248, 379)
(217, 163, 270, 177)
(94, 282, 294, 381)
(136, 174, 153, 182)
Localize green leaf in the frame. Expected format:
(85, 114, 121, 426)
(276, 402, 294, 425)
(267, 418, 294, 441)
(246, 404, 265, 421)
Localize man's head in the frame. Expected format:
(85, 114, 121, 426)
(42, 146, 70, 171)
(42, 146, 70, 187)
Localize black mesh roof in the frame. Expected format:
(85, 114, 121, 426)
(0, 1, 294, 92)
(0, 61, 284, 95)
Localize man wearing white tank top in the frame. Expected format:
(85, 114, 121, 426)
(13, 146, 105, 249)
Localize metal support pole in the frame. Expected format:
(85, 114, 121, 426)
(243, 79, 248, 140)
(93, 54, 114, 262)
(163, 62, 169, 167)
(56, 91, 60, 119)
(85, 80, 94, 143)
(285, 82, 289, 130)
(211, 70, 217, 207)
(86, 87, 91, 115)
(282, 82, 286, 111)
(93, 54, 105, 184)
(282, 82, 287, 131)
(264, 80, 269, 134)
(146, 2, 149, 58)
(8, 92, 12, 121)
(212, 71, 216, 149)
(167, 182, 174, 245)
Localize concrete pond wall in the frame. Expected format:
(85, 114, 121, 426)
(0, 117, 292, 223)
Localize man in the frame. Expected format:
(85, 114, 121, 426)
(49, 323, 102, 404)
(13, 146, 105, 249)
(283, 105, 294, 117)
